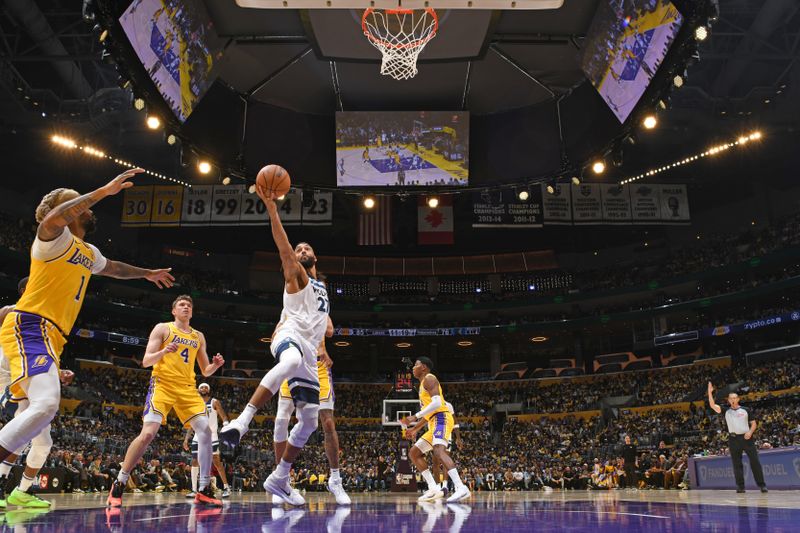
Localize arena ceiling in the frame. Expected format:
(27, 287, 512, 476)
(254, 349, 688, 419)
(0, 0, 798, 188)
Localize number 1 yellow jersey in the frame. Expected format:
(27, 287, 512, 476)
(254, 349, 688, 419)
(152, 322, 201, 386)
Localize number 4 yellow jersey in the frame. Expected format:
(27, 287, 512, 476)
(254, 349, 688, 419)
(152, 322, 201, 386)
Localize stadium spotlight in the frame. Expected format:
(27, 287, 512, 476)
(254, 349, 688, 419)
(518, 189, 530, 201)
(571, 176, 581, 186)
(222, 176, 231, 185)
(643, 115, 658, 129)
(673, 74, 684, 88)
(592, 161, 606, 174)
(198, 161, 211, 174)
(427, 197, 439, 209)
(146, 115, 161, 130)
(166, 134, 177, 145)
(546, 184, 555, 195)
(133, 98, 145, 111)
(248, 184, 256, 194)
(695, 26, 708, 41)
(363, 196, 376, 209)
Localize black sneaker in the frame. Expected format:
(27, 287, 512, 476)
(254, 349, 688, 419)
(195, 486, 222, 507)
(760, 487, 768, 493)
(736, 488, 745, 494)
(107, 480, 125, 507)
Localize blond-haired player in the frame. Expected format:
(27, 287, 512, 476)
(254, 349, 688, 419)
(0, 169, 174, 469)
(272, 326, 350, 505)
(403, 357, 470, 503)
(107, 295, 225, 507)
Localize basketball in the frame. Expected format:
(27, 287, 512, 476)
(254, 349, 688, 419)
(256, 164, 291, 198)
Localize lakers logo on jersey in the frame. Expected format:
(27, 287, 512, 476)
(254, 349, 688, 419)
(31, 355, 50, 369)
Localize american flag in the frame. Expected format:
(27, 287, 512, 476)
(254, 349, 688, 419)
(358, 198, 392, 246)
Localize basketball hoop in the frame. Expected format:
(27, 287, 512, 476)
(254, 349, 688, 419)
(362, 8, 438, 80)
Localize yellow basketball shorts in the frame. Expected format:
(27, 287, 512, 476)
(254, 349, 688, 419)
(279, 361, 334, 409)
(0, 311, 66, 400)
(416, 411, 454, 454)
(143, 376, 206, 428)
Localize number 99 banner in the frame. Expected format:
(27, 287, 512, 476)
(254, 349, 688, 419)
(121, 185, 332, 227)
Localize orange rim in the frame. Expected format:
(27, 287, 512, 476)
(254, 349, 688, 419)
(362, 8, 438, 50)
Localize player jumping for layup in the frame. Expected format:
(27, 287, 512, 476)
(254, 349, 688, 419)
(403, 357, 470, 503)
(0, 169, 174, 469)
(220, 185, 329, 506)
(273, 330, 351, 505)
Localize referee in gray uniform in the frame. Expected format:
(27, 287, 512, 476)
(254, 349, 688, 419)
(707, 382, 768, 493)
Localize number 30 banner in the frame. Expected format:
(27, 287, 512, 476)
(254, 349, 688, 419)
(122, 186, 332, 227)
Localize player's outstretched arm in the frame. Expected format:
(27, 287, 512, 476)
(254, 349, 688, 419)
(142, 323, 176, 368)
(213, 399, 230, 425)
(707, 382, 722, 414)
(99, 260, 175, 289)
(196, 332, 225, 377)
(255, 184, 307, 287)
(38, 168, 144, 241)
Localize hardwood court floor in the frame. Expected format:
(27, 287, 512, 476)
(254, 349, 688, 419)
(2, 489, 799, 532)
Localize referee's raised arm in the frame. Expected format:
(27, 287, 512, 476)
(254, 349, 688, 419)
(707, 382, 722, 414)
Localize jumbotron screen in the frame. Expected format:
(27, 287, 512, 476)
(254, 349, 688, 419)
(581, 0, 684, 123)
(119, 0, 225, 122)
(336, 111, 469, 187)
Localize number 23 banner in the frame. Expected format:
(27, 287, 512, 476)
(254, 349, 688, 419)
(122, 186, 332, 227)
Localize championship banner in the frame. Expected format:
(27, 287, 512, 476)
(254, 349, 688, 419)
(239, 186, 268, 225)
(571, 184, 603, 224)
(541, 183, 572, 224)
(658, 184, 690, 223)
(300, 192, 333, 226)
(120, 186, 153, 227)
(150, 185, 183, 227)
(600, 184, 632, 224)
(630, 183, 662, 223)
(471, 189, 543, 228)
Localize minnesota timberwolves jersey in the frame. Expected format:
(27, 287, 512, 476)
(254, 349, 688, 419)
(194, 397, 219, 442)
(279, 277, 329, 355)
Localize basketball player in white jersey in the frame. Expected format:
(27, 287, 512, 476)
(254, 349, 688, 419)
(183, 383, 231, 497)
(220, 184, 329, 506)
(0, 277, 74, 509)
(272, 327, 351, 505)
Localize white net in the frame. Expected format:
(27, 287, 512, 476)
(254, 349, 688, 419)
(362, 8, 438, 81)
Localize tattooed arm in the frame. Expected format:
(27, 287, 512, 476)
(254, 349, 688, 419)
(99, 260, 174, 289)
(37, 168, 144, 241)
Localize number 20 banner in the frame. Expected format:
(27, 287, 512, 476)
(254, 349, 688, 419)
(122, 186, 332, 227)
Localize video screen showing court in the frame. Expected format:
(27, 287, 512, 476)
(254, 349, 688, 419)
(336, 111, 469, 187)
(581, 0, 684, 123)
(119, 0, 225, 123)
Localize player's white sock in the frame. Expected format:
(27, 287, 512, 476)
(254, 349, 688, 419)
(239, 403, 258, 427)
(421, 469, 436, 490)
(19, 473, 34, 492)
(191, 466, 199, 492)
(275, 459, 292, 478)
(117, 470, 130, 484)
(330, 469, 340, 481)
(447, 468, 465, 490)
(0, 461, 13, 477)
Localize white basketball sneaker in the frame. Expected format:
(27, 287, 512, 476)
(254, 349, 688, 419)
(326, 477, 351, 505)
(418, 487, 440, 502)
(446, 485, 471, 503)
(264, 474, 305, 506)
(271, 494, 284, 505)
(218, 418, 248, 446)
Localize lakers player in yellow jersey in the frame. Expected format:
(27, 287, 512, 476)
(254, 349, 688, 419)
(402, 357, 470, 503)
(107, 295, 224, 508)
(0, 168, 174, 468)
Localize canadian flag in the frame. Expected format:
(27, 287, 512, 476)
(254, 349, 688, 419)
(418, 196, 454, 245)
